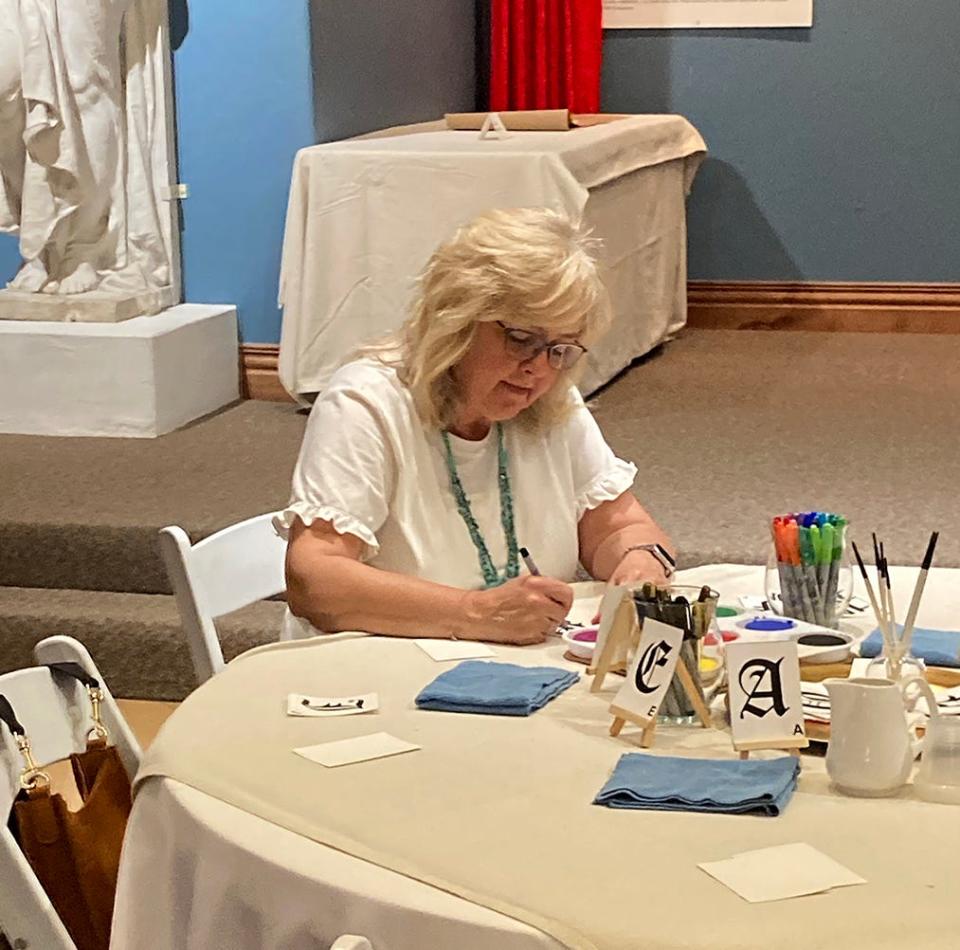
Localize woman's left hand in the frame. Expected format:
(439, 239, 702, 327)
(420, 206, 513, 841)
(588, 549, 671, 624)
(607, 548, 670, 588)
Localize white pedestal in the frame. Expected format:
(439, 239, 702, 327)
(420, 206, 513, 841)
(0, 304, 240, 437)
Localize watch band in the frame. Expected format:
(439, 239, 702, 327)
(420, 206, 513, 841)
(622, 543, 676, 576)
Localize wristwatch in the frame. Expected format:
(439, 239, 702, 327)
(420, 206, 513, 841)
(622, 543, 676, 578)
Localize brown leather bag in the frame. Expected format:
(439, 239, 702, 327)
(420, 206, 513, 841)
(2, 664, 132, 950)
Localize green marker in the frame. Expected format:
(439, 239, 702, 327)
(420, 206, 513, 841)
(812, 523, 831, 611)
(798, 525, 823, 624)
(825, 517, 846, 628)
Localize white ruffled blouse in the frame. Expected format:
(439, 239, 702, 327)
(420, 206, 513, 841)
(275, 358, 637, 594)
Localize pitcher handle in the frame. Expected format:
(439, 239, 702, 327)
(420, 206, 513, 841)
(901, 674, 939, 759)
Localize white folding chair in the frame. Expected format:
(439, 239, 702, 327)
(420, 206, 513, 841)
(0, 636, 141, 950)
(158, 512, 288, 685)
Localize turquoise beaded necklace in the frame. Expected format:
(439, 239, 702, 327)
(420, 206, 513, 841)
(440, 422, 519, 589)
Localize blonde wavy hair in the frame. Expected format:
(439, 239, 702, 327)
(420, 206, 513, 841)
(362, 207, 611, 430)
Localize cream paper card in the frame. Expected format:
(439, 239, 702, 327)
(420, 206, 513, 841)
(699, 843, 865, 903)
(610, 617, 684, 725)
(414, 639, 495, 661)
(294, 732, 421, 768)
(286, 693, 378, 717)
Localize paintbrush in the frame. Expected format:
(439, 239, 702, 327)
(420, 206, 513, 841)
(851, 540, 895, 660)
(898, 531, 940, 664)
(882, 552, 898, 647)
(872, 533, 893, 645)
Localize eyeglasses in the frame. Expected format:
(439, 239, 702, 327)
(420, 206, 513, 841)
(495, 321, 588, 370)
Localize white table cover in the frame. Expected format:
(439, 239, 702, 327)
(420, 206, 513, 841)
(112, 565, 960, 950)
(277, 116, 706, 398)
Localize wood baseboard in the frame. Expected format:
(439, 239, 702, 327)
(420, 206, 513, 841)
(242, 281, 960, 400)
(240, 344, 293, 402)
(687, 281, 960, 333)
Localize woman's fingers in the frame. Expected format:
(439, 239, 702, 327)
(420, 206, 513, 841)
(526, 575, 574, 612)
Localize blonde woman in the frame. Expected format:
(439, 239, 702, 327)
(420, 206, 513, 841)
(279, 208, 674, 644)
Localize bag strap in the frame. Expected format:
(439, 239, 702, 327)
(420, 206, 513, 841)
(0, 694, 25, 736)
(46, 663, 109, 744)
(0, 693, 51, 792)
(47, 662, 99, 690)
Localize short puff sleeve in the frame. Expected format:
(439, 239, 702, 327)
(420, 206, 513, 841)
(564, 391, 638, 521)
(273, 373, 397, 561)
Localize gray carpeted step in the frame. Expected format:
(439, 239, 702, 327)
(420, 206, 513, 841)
(0, 587, 286, 701)
(1, 400, 305, 593)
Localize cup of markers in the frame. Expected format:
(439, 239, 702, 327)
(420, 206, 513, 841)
(766, 511, 852, 629)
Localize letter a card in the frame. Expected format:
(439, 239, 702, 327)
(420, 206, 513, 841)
(725, 639, 808, 754)
(610, 618, 684, 728)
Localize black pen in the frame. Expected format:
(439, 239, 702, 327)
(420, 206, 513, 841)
(521, 545, 574, 634)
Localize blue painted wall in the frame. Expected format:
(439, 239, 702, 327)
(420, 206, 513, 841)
(173, 2, 315, 343)
(602, 0, 960, 281)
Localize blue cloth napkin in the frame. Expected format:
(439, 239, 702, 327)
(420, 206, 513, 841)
(415, 660, 579, 716)
(860, 625, 960, 669)
(594, 753, 800, 817)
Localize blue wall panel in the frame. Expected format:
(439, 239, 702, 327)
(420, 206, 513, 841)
(602, 0, 960, 281)
(173, 2, 315, 342)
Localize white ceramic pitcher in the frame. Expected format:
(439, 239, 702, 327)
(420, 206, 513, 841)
(825, 675, 939, 797)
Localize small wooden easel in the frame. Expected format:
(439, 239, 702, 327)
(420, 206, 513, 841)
(589, 588, 640, 692)
(734, 738, 805, 760)
(725, 639, 809, 759)
(605, 618, 712, 748)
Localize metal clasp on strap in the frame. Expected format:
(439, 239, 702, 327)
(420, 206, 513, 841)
(15, 732, 50, 792)
(46, 663, 110, 745)
(86, 685, 109, 744)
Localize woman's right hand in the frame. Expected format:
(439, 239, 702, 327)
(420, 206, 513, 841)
(461, 575, 574, 645)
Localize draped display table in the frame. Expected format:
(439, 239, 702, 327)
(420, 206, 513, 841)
(112, 565, 960, 950)
(277, 116, 706, 399)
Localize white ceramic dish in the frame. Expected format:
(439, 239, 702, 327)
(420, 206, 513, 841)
(795, 629, 855, 664)
(561, 625, 600, 660)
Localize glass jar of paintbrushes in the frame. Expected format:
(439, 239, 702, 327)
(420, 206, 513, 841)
(632, 583, 719, 725)
(764, 511, 853, 628)
(851, 531, 940, 683)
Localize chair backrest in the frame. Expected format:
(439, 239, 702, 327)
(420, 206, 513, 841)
(0, 637, 141, 950)
(158, 512, 288, 683)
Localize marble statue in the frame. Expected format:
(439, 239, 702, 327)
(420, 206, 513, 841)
(0, 0, 178, 317)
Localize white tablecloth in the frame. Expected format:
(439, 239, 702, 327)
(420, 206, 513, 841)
(112, 565, 960, 950)
(277, 116, 706, 398)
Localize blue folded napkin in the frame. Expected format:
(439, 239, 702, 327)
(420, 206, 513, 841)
(594, 753, 800, 817)
(860, 625, 960, 669)
(415, 660, 579, 716)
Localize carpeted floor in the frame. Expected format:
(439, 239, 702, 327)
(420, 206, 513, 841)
(2, 328, 958, 698)
(587, 329, 960, 568)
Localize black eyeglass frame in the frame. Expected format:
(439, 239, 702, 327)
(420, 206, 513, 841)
(495, 321, 588, 370)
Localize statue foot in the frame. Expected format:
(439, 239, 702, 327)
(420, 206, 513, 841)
(8, 259, 50, 292)
(49, 262, 99, 295)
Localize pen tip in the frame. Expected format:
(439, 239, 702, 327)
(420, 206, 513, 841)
(520, 546, 530, 558)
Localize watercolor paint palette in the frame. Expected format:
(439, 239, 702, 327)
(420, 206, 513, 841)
(718, 612, 858, 663)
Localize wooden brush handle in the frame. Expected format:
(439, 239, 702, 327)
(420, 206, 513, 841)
(801, 661, 960, 688)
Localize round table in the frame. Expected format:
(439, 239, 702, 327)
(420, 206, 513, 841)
(111, 566, 960, 950)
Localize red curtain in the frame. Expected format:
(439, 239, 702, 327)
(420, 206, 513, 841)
(489, 0, 603, 114)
